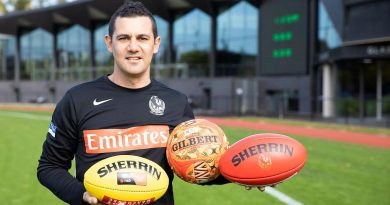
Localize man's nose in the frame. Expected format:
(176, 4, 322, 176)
(127, 39, 139, 52)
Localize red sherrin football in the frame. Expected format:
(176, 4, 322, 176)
(219, 133, 307, 186)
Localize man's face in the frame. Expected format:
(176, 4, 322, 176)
(105, 16, 160, 78)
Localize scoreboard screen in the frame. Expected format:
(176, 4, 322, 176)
(260, 0, 308, 75)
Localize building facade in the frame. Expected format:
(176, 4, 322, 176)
(0, 0, 389, 124)
(317, 0, 390, 122)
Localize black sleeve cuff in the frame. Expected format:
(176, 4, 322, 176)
(201, 174, 232, 185)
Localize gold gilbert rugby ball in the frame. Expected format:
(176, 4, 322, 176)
(84, 155, 169, 205)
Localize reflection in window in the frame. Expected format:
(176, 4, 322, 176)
(5, 37, 15, 80)
(20, 28, 53, 80)
(0, 39, 4, 79)
(154, 15, 168, 64)
(94, 23, 110, 66)
(94, 23, 112, 75)
(318, 1, 342, 51)
(217, 1, 258, 76)
(174, 9, 210, 77)
(57, 25, 90, 80)
(1, 36, 15, 80)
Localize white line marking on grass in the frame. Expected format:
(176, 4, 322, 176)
(0, 111, 51, 121)
(265, 187, 304, 205)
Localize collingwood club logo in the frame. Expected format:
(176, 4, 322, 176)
(149, 96, 165, 115)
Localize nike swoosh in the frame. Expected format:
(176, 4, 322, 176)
(93, 98, 112, 106)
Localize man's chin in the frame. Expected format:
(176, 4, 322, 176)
(124, 69, 149, 78)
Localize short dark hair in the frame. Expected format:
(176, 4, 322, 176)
(108, 1, 158, 38)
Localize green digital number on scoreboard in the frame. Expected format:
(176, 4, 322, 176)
(273, 13, 301, 25)
(260, 0, 308, 75)
(272, 13, 301, 59)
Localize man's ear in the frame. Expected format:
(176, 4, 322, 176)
(104, 35, 113, 53)
(153, 36, 161, 54)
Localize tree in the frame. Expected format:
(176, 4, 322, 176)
(0, 0, 69, 14)
(11, 0, 31, 11)
(0, 1, 8, 14)
(0, 0, 31, 13)
(36, 0, 66, 8)
(0, 6, 6, 15)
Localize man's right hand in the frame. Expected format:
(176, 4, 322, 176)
(244, 184, 278, 192)
(83, 192, 105, 205)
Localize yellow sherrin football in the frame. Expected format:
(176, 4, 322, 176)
(84, 155, 169, 205)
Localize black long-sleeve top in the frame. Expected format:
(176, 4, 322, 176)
(37, 76, 194, 205)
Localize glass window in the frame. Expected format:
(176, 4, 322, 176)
(5, 37, 15, 80)
(20, 28, 53, 80)
(0, 40, 3, 79)
(57, 25, 91, 80)
(94, 23, 110, 66)
(318, 1, 342, 51)
(0, 37, 11, 80)
(94, 23, 112, 75)
(337, 61, 390, 118)
(217, 1, 258, 76)
(174, 9, 211, 77)
(154, 15, 168, 64)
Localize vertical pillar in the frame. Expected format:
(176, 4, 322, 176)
(14, 32, 21, 82)
(167, 12, 175, 64)
(51, 27, 58, 81)
(1, 38, 6, 79)
(322, 64, 335, 118)
(256, 2, 261, 77)
(49, 27, 59, 103)
(317, 65, 323, 115)
(14, 30, 21, 102)
(359, 66, 365, 119)
(209, 3, 218, 77)
(255, 2, 262, 114)
(89, 22, 96, 79)
(376, 63, 382, 121)
(309, 0, 318, 117)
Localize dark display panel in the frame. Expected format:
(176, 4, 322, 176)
(260, 0, 308, 75)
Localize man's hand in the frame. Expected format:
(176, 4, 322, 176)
(244, 184, 278, 192)
(83, 192, 104, 205)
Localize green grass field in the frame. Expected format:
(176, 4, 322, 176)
(0, 110, 389, 205)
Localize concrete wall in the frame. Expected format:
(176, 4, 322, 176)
(258, 76, 311, 115)
(0, 81, 16, 102)
(165, 76, 311, 115)
(0, 81, 82, 103)
(0, 76, 312, 116)
(163, 78, 235, 115)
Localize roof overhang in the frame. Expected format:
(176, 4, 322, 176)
(318, 43, 390, 63)
(0, 0, 264, 35)
(0, 0, 193, 35)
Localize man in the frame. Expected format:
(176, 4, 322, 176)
(37, 2, 194, 205)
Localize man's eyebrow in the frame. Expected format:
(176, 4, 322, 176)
(115, 34, 130, 38)
(137, 34, 151, 38)
(115, 34, 151, 38)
